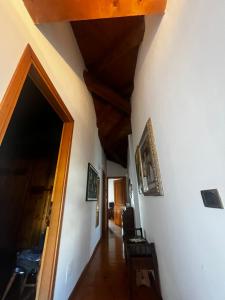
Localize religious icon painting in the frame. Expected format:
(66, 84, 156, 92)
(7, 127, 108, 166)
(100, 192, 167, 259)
(139, 119, 163, 196)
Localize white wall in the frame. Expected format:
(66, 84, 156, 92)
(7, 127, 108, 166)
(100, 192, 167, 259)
(127, 135, 141, 227)
(108, 179, 115, 204)
(107, 160, 127, 177)
(0, 1, 105, 299)
(131, 1, 225, 300)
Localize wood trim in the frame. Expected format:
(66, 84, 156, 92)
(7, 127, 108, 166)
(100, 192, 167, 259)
(0, 44, 74, 300)
(0, 45, 73, 145)
(38, 122, 74, 300)
(101, 171, 107, 237)
(68, 238, 102, 300)
(36, 227, 49, 298)
(105, 177, 109, 233)
(28, 52, 73, 122)
(23, 0, 167, 23)
(107, 176, 127, 180)
(113, 177, 127, 226)
(0, 46, 32, 144)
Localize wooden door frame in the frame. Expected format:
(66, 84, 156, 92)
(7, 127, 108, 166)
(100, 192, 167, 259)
(106, 176, 127, 225)
(0, 44, 74, 300)
(101, 170, 107, 237)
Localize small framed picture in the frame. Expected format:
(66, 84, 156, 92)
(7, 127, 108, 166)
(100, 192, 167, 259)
(86, 163, 99, 201)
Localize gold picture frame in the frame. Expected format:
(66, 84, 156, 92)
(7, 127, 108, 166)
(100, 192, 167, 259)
(135, 146, 143, 194)
(139, 118, 163, 196)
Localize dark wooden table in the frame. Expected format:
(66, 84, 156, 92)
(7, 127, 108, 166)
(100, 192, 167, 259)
(126, 241, 162, 299)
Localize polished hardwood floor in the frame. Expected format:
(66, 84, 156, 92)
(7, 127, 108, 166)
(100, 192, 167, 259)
(70, 221, 160, 300)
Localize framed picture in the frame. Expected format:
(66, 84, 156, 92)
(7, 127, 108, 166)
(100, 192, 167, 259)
(86, 163, 99, 201)
(135, 146, 143, 194)
(139, 119, 163, 196)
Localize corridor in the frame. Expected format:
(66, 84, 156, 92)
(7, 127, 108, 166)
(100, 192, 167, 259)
(70, 222, 160, 300)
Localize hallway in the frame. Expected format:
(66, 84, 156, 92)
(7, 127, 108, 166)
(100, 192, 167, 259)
(70, 222, 160, 300)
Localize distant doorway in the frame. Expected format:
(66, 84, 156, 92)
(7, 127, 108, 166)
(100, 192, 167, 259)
(107, 177, 127, 228)
(0, 45, 73, 300)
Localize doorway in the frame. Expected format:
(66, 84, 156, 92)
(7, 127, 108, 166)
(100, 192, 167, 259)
(107, 177, 127, 228)
(0, 77, 63, 299)
(0, 45, 73, 300)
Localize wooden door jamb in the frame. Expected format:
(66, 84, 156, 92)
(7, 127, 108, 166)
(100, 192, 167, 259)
(0, 44, 74, 300)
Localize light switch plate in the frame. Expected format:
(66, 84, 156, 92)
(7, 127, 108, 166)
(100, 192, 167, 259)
(201, 189, 224, 209)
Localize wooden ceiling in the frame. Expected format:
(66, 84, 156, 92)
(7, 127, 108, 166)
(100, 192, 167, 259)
(72, 16, 145, 166)
(23, 0, 166, 23)
(23, 1, 167, 167)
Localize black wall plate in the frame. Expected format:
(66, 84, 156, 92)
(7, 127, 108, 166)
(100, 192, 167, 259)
(201, 189, 224, 209)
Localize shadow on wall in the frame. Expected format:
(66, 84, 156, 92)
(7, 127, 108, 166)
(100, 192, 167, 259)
(137, 15, 163, 71)
(37, 17, 163, 82)
(37, 22, 84, 79)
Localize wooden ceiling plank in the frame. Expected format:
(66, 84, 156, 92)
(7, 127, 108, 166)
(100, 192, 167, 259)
(104, 117, 131, 149)
(96, 104, 116, 127)
(106, 148, 126, 167)
(23, 0, 167, 23)
(91, 20, 145, 72)
(83, 71, 131, 115)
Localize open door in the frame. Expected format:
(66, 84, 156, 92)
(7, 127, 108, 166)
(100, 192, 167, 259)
(0, 45, 73, 300)
(114, 178, 126, 226)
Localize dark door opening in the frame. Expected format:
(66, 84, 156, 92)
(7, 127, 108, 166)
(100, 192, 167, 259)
(0, 77, 63, 300)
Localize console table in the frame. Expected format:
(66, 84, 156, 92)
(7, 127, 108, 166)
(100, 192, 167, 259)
(126, 241, 162, 299)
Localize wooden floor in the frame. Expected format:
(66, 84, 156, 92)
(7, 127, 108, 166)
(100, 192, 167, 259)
(70, 221, 160, 300)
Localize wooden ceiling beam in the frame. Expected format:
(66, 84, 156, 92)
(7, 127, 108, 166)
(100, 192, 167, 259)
(112, 154, 126, 168)
(23, 0, 167, 24)
(97, 105, 116, 128)
(83, 71, 131, 115)
(90, 20, 145, 72)
(104, 117, 131, 149)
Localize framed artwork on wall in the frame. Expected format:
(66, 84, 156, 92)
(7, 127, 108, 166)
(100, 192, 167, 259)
(139, 118, 163, 196)
(135, 146, 143, 194)
(86, 163, 99, 201)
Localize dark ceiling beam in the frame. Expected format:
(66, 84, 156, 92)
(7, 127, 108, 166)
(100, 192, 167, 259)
(90, 20, 145, 73)
(83, 71, 131, 115)
(121, 82, 135, 98)
(71, 16, 146, 166)
(23, 0, 167, 23)
(96, 104, 115, 128)
(104, 117, 131, 149)
(106, 148, 127, 168)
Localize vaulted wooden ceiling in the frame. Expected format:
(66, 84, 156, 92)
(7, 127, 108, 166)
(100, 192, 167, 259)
(72, 16, 145, 166)
(23, 1, 166, 167)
